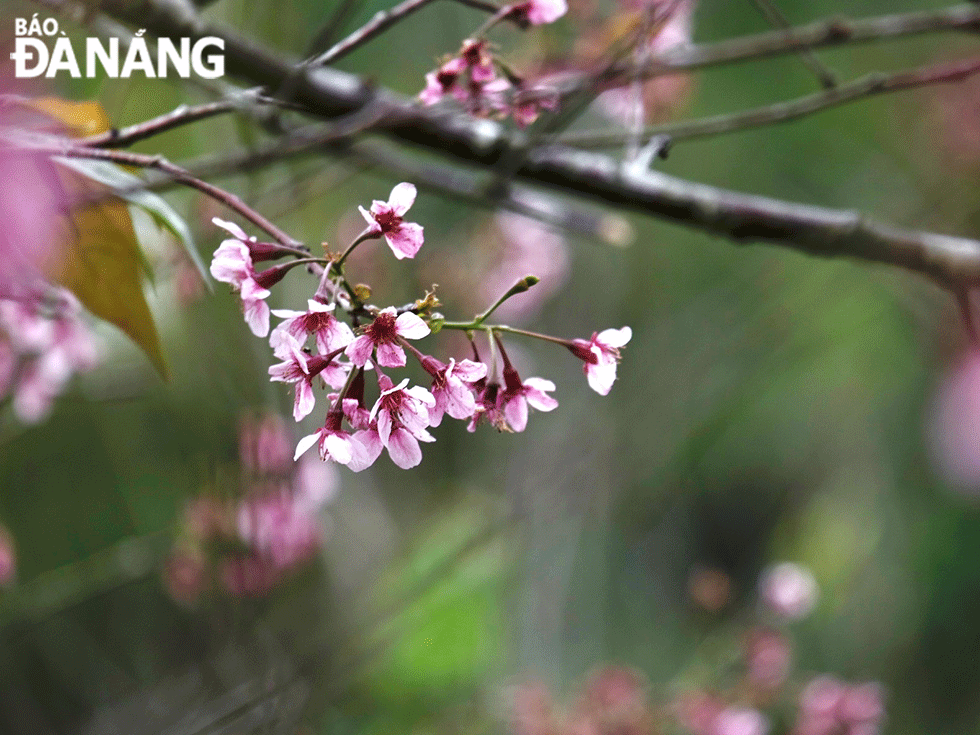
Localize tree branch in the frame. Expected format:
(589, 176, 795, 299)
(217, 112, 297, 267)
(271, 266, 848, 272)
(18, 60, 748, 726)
(306, 0, 506, 69)
(747, 0, 838, 88)
(561, 56, 980, 147)
(34, 0, 980, 289)
(9, 134, 302, 248)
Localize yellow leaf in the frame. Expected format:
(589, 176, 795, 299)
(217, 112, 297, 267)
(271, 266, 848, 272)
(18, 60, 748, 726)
(17, 98, 168, 379)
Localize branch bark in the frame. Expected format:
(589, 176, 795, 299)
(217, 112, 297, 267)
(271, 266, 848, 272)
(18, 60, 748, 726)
(33, 0, 980, 289)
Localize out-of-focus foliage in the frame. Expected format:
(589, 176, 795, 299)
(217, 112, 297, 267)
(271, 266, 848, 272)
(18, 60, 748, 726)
(2, 0, 980, 734)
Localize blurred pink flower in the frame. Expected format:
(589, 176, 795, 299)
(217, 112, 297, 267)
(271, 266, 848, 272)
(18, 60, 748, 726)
(164, 549, 207, 604)
(794, 677, 885, 735)
(483, 213, 570, 323)
(0, 527, 15, 586)
(239, 412, 294, 476)
(930, 349, 980, 489)
(510, 0, 568, 25)
(236, 490, 323, 569)
(0, 287, 98, 424)
(358, 183, 425, 260)
(745, 627, 792, 691)
(711, 708, 769, 735)
(759, 562, 818, 620)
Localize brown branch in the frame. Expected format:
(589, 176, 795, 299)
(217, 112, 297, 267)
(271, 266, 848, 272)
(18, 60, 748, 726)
(11, 135, 302, 248)
(307, 0, 506, 68)
(747, 0, 838, 88)
(32, 0, 980, 290)
(561, 56, 980, 148)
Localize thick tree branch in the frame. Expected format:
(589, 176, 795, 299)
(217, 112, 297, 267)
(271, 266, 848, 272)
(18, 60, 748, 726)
(33, 0, 980, 289)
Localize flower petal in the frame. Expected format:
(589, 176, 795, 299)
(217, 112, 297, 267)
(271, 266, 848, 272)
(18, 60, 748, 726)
(345, 334, 375, 366)
(294, 431, 322, 461)
(388, 182, 417, 216)
(385, 223, 424, 260)
(394, 311, 430, 340)
(387, 428, 423, 469)
(376, 341, 407, 368)
(597, 326, 632, 349)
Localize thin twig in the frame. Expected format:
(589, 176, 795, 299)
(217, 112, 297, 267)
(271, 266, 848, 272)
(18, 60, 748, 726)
(561, 56, 980, 148)
(307, 0, 505, 68)
(748, 0, 838, 88)
(13, 137, 302, 247)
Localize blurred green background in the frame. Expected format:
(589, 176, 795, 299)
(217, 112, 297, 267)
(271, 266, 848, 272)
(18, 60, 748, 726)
(2, 0, 980, 732)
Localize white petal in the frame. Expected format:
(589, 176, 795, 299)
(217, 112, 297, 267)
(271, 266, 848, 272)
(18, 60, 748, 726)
(387, 182, 417, 216)
(294, 432, 321, 461)
(597, 326, 632, 348)
(394, 312, 430, 339)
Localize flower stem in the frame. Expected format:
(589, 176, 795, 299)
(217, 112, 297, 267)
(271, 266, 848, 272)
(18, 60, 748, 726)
(473, 275, 539, 325)
(335, 228, 379, 269)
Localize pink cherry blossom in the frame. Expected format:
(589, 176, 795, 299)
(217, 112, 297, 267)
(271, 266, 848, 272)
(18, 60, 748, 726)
(210, 217, 273, 337)
(467, 381, 505, 432)
(269, 334, 318, 421)
(358, 183, 425, 260)
(419, 57, 469, 105)
(271, 299, 354, 355)
(345, 307, 431, 368)
(497, 351, 558, 432)
(566, 327, 632, 396)
(294, 410, 360, 466)
(369, 375, 436, 469)
(421, 356, 488, 426)
(509, 0, 568, 25)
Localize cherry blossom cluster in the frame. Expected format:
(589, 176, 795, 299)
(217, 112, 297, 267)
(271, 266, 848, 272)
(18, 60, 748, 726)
(508, 563, 885, 735)
(0, 284, 98, 424)
(418, 0, 567, 127)
(209, 182, 632, 472)
(164, 413, 337, 602)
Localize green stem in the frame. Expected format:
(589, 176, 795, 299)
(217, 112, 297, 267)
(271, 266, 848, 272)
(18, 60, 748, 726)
(439, 322, 569, 346)
(472, 275, 539, 326)
(335, 228, 380, 269)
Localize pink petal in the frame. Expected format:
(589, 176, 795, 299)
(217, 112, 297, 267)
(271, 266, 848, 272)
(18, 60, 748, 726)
(358, 205, 382, 232)
(504, 395, 529, 432)
(523, 378, 558, 411)
(387, 182, 417, 216)
(451, 359, 487, 382)
(387, 428, 423, 469)
(376, 341, 407, 368)
(294, 432, 321, 461)
(585, 362, 617, 396)
(345, 334, 375, 366)
(384, 223, 424, 260)
(444, 382, 477, 420)
(394, 311, 430, 340)
(294, 381, 315, 421)
(349, 429, 384, 471)
(243, 296, 270, 337)
(597, 326, 632, 349)
(322, 432, 354, 465)
(377, 409, 393, 445)
(212, 217, 249, 241)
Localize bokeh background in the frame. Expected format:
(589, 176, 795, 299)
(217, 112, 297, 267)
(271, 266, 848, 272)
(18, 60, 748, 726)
(2, 0, 980, 732)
